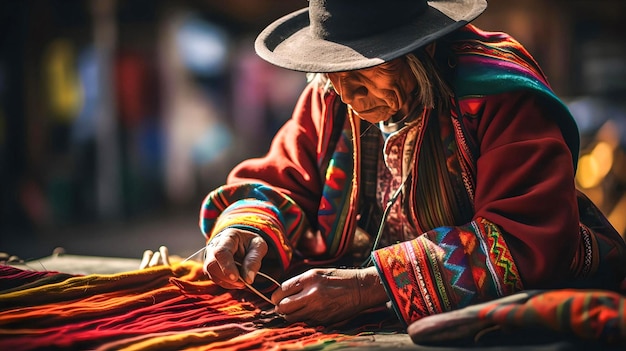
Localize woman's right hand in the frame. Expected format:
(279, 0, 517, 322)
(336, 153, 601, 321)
(204, 228, 268, 289)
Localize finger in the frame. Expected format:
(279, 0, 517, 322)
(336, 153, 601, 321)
(242, 236, 268, 284)
(140, 250, 153, 269)
(271, 274, 304, 305)
(274, 293, 306, 317)
(159, 246, 170, 266)
(204, 256, 244, 289)
(149, 251, 161, 267)
(213, 234, 242, 284)
(204, 239, 244, 289)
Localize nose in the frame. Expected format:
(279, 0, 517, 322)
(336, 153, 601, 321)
(331, 72, 368, 105)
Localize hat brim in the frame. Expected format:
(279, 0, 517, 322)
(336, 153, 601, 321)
(255, 0, 487, 72)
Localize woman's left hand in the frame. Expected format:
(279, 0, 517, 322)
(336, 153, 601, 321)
(270, 266, 388, 325)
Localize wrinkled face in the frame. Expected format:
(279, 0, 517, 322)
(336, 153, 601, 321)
(327, 57, 418, 124)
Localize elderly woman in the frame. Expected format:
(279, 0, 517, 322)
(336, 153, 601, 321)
(145, 0, 626, 328)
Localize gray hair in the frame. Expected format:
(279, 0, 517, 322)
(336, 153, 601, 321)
(405, 52, 453, 112)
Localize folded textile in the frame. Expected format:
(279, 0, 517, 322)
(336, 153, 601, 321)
(407, 288, 626, 348)
(0, 262, 370, 351)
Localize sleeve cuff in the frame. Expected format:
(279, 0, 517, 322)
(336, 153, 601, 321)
(208, 199, 293, 272)
(372, 219, 524, 325)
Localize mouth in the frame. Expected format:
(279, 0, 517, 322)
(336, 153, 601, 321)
(353, 105, 388, 116)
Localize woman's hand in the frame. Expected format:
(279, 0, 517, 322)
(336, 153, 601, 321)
(139, 245, 171, 269)
(271, 266, 388, 325)
(204, 228, 268, 290)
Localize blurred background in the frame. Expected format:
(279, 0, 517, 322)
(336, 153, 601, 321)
(0, 0, 624, 262)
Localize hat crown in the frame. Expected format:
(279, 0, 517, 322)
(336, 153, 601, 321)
(254, 0, 487, 72)
(309, 0, 429, 41)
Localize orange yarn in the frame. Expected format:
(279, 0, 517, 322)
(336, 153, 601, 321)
(0, 262, 352, 350)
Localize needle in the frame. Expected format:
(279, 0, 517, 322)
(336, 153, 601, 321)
(239, 278, 275, 305)
(234, 261, 280, 306)
(180, 246, 281, 305)
(234, 261, 281, 287)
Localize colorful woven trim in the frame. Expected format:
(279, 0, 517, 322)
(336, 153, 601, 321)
(373, 237, 447, 324)
(315, 105, 357, 259)
(474, 218, 524, 295)
(211, 199, 292, 270)
(447, 24, 580, 164)
(200, 183, 308, 271)
(410, 108, 474, 233)
(318, 126, 354, 255)
(372, 217, 523, 325)
(450, 25, 550, 98)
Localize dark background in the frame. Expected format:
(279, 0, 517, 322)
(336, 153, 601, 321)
(1, 0, 625, 261)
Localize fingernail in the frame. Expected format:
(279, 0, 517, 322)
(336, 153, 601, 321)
(229, 273, 236, 281)
(247, 271, 255, 283)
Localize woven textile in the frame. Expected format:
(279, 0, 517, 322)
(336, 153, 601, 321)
(408, 288, 626, 347)
(0, 263, 381, 351)
(373, 217, 523, 325)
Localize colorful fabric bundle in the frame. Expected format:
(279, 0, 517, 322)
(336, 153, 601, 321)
(0, 262, 371, 351)
(408, 288, 626, 348)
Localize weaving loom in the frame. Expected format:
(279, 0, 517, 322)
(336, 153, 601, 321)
(2, 256, 626, 350)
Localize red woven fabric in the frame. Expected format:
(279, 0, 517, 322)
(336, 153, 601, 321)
(0, 263, 366, 350)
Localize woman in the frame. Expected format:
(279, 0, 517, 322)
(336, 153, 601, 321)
(145, 0, 626, 327)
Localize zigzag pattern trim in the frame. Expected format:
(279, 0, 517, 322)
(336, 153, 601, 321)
(476, 218, 524, 294)
(317, 119, 355, 256)
(373, 219, 523, 325)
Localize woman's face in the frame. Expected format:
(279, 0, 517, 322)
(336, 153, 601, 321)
(327, 57, 418, 124)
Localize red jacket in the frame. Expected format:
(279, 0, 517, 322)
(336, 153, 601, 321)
(199, 25, 626, 325)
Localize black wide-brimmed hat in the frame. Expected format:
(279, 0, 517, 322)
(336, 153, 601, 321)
(255, 0, 487, 73)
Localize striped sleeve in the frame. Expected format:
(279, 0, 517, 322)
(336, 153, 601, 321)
(199, 182, 309, 272)
(372, 217, 523, 325)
